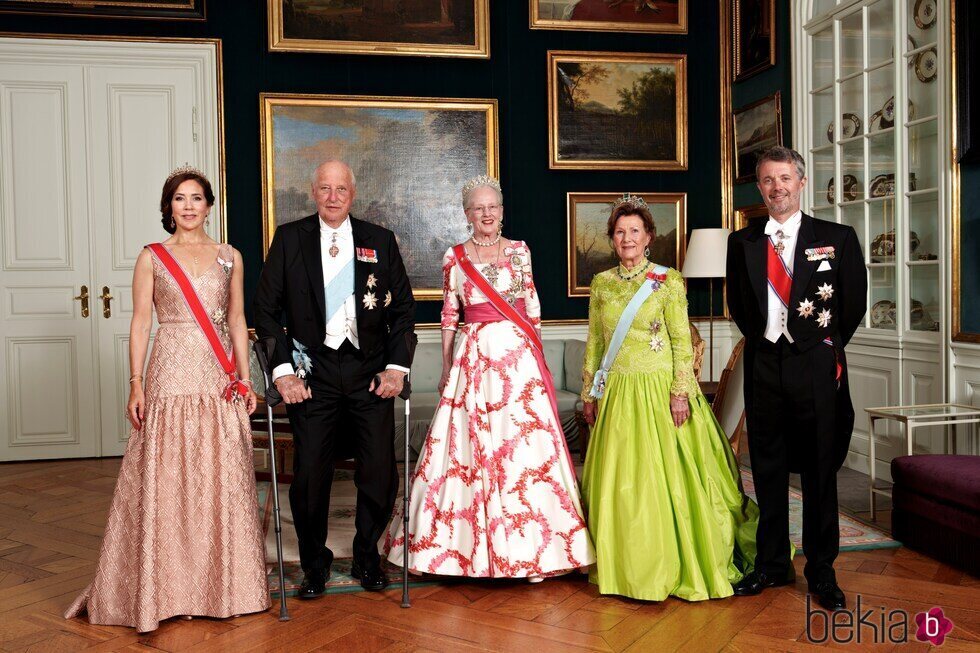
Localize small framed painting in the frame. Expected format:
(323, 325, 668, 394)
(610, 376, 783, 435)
(733, 91, 782, 183)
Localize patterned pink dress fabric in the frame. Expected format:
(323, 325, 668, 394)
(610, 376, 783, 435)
(65, 244, 269, 632)
(385, 242, 595, 577)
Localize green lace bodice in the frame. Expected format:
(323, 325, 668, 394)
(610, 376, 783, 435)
(582, 264, 701, 402)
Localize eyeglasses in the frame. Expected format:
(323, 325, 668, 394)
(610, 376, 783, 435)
(466, 204, 502, 215)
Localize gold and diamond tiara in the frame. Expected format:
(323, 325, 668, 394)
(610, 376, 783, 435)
(461, 174, 502, 206)
(612, 192, 648, 212)
(166, 163, 207, 183)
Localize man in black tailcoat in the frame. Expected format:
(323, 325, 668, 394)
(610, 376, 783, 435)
(727, 146, 867, 611)
(253, 160, 415, 596)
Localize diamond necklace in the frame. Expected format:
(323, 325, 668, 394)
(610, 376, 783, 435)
(617, 260, 651, 281)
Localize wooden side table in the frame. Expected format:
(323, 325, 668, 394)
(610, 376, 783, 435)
(865, 403, 980, 520)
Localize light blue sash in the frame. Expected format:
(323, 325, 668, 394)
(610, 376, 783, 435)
(589, 265, 669, 399)
(324, 258, 354, 323)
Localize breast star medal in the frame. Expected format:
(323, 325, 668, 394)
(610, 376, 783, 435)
(362, 291, 377, 310)
(366, 273, 377, 289)
(816, 283, 834, 301)
(384, 290, 392, 307)
(211, 307, 229, 338)
(650, 319, 662, 334)
(817, 308, 832, 328)
(483, 263, 500, 286)
(328, 232, 339, 258)
(797, 298, 815, 318)
(649, 334, 665, 352)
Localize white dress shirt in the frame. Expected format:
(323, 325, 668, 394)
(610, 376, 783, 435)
(272, 215, 408, 381)
(764, 210, 802, 344)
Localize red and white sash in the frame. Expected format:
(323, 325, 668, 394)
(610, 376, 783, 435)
(146, 243, 249, 402)
(452, 244, 574, 467)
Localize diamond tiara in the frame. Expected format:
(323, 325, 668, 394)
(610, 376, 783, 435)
(166, 163, 207, 183)
(461, 174, 502, 205)
(612, 192, 648, 212)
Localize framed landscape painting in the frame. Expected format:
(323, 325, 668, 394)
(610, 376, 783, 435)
(733, 91, 782, 183)
(529, 0, 687, 34)
(0, 0, 204, 19)
(267, 0, 489, 58)
(260, 93, 499, 300)
(734, 0, 776, 80)
(548, 51, 687, 170)
(567, 192, 686, 296)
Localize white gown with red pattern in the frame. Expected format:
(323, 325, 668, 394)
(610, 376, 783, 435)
(385, 241, 595, 577)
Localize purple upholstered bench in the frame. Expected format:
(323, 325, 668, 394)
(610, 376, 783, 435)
(891, 455, 980, 576)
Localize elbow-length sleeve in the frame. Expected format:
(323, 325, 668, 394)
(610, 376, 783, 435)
(440, 248, 460, 331)
(520, 243, 542, 328)
(581, 274, 605, 402)
(663, 269, 700, 398)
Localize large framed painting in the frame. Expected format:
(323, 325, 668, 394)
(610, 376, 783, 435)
(529, 0, 687, 34)
(0, 0, 204, 19)
(260, 94, 498, 300)
(548, 51, 687, 170)
(733, 91, 782, 183)
(267, 0, 489, 58)
(733, 0, 775, 81)
(567, 192, 686, 297)
(733, 202, 768, 231)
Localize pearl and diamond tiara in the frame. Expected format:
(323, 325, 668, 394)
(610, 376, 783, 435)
(612, 192, 648, 212)
(166, 163, 207, 183)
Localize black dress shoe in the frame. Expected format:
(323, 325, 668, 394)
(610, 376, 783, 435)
(732, 570, 796, 596)
(298, 569, 327, 599)
(810, 581, 847, 611)
(350, 562, 389, 591)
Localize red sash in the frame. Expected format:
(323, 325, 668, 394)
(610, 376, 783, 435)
(452, 244, 574, 469)
(146, 243, 249, 402)
(767, 238, 792, 307)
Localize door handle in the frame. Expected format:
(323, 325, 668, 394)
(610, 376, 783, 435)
(73, 285, 89, 318)
(100, 286, 113, 318)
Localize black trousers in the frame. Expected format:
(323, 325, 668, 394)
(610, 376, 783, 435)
(286, 340, 397, 573)
(746, 337, 840, 586)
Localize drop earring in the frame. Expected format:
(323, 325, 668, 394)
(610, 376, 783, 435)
(205, 214, 211, 228)
(644, 246, 650, 258)
(466, 221, 474, 235)
(497, 220, 503, 236)
(170, 217, 176, 230)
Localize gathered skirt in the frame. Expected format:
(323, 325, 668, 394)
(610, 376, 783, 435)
(581, 371, 758, 601)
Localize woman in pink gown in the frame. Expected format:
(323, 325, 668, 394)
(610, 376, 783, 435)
(65, 168, 269, 632)
(385, 176, 594, 580)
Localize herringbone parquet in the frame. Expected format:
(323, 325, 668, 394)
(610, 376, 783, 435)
(1, 458, 977, 652)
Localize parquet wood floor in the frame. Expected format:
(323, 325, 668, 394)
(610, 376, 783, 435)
(2, 458, 978, 652)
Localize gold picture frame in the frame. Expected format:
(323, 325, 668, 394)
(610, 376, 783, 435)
(548, 50, 688, 170)
(260, 93, 499, 301)
(567, 192, 687, 297)
(733, 202, 768, 231)
(267, 0, 490, 59)
(733, 91, 783, 183)
(0, 0, 205, 20)
(529, 0, 687, 34)
(733, 0, 776, 81)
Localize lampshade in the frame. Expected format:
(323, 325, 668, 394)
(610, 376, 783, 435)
(681, 228, 732, 278)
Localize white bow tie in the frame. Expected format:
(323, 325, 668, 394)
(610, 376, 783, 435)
(765, 219, 796, 237)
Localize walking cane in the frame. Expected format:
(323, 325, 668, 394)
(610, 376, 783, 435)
(253, 337, 290, 622)
(399, 333, 418, 608)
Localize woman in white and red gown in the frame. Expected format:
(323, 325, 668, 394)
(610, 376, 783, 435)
(385, 176, 594, 581)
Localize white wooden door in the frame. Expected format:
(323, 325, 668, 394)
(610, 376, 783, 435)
(0, 37, 223, 460)
(0, 60, 99, 461)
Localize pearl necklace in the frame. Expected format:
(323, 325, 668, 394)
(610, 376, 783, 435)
(471, 235, 501, 247)
(617, 260, 651, 281)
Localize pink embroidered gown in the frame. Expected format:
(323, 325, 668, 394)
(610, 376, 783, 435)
(385, 242, 595, 577)
(65, 244, 270, 632)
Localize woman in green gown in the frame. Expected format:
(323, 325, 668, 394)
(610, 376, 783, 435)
(581, 195, 758, 601)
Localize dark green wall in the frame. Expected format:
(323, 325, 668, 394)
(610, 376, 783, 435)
(1, 3, 723, 325)
(959, 162, 980, 336)
(731, 0, 792, 209)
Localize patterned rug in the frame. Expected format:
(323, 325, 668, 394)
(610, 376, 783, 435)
(257, 467, 898, 596)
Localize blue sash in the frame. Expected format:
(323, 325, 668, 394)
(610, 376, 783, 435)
(588, 265, 669, 399)
(324, 258, 354, 323)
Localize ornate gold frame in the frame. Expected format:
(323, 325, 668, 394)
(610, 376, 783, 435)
(733, 0, 776, 81)
(0, 0, 205, 20)
(733, 90, 783, 183)
(733, 202, 768, 231)
(566, 192, 687, 297)
(547, 50, 688, 171)
(0, 32, 227, 241)
(267, 0, 490, 59)
(528, 0, 688, 34)
(259, 93, 499, 300)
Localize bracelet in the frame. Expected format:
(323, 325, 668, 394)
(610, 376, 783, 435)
(129, 375, 142, 383)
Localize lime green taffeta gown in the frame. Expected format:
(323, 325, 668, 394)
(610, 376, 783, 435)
(581, 265, 758, 601)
